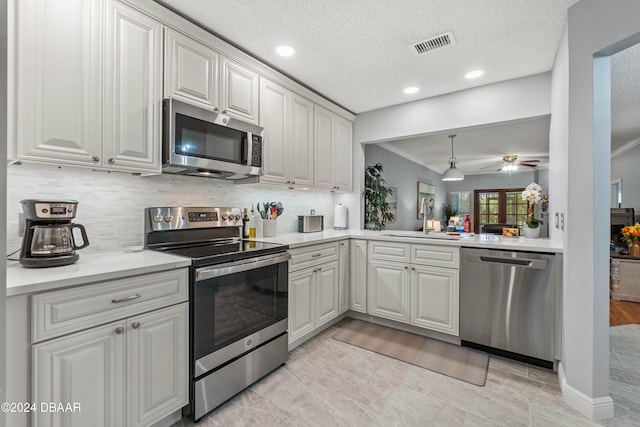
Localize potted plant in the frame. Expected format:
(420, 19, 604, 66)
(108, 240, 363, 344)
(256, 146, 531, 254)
(442, 202, 458, 225)
(364, 163, 395, 230)
(521, 183, 544, 238)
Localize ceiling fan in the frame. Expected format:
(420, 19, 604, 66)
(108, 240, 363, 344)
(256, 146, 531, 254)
(483, 155, 540, 172)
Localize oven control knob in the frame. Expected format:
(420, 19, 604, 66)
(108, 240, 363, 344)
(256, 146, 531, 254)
(164, 214, 174, 222)
(222, 213, 229, 220)
(234, 214, 241, 221)
(152, 214, 163, 223)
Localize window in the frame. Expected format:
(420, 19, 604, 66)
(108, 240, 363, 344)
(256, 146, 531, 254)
(473, 188, 525, 232)
(449, 191, 471, 224)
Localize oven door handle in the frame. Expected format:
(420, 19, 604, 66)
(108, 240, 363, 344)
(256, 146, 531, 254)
(196, 252, 291, 281)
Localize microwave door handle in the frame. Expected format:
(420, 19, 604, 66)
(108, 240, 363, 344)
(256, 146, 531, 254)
(244, 133, 251, 165)
(196, 252, 291, 281)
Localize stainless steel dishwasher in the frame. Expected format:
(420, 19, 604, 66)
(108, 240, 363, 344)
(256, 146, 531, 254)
(460, 247, 558, 368)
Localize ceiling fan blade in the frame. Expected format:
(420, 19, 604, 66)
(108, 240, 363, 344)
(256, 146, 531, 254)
(480, 164, 500, 170)
(496, 167, 503, 172)
(518, 162, 538, 167)
(519, 159, 540, 163)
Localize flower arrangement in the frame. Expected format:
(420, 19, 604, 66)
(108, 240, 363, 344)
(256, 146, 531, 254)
(522, 183, 544, 228)
(620, 223, 640, 245)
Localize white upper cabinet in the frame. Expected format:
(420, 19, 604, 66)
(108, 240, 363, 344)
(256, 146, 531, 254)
(221, 56, 260, 125)
(12, 0, 163, 174)
(259, 77, 314, 187)
(164, 28, 220, 110)
(314, 105, 353, 192)
(103, 0, 162, 173)
(14, 0, 102, 166)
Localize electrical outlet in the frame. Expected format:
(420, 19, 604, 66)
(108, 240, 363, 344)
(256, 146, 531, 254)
(554, 212, 559, 229)
(560, 213, 565, 231)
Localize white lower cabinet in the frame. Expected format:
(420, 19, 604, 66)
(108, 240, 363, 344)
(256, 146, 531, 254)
(367, 241, 460, 336)
(288, 243, 341, 345)
(349, 239, 367, 313)
(338, 240, 350, 314)
(31, 300, 188, 427)
(367, 260, 410, 323)
(30, 269, 189, 427)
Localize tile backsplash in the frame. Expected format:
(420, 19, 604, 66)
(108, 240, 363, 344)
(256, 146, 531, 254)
(7, 163, 336, 253)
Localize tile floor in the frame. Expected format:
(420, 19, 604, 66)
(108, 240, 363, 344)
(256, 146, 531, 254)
(174, 320, 640, 427)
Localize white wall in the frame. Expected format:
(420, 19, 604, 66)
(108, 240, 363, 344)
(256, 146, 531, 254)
(6, 163, 336, 253)
(364, 144, 446, 231)
(611, 142, 640, 211)
(559, 0, 640, 420)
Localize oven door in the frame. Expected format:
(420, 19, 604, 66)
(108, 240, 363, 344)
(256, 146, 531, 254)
(193, 252, 290, 377)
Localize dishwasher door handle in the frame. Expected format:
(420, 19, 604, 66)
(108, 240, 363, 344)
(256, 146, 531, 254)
(476, 255, 548, 269)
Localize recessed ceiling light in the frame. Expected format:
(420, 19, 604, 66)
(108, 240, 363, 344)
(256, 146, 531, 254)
(276, 45, 295, 57)
(403, 86, 419, 94)
(464, 70, 484, 79)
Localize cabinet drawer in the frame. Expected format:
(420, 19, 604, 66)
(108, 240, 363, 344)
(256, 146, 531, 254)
(32, 269, 188, 343)
(289, 242, 338, 271)
(411, 244, 459, 268)
(368, 241, 410, 262)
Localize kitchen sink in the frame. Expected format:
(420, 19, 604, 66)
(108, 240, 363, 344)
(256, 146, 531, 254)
(382, 232, 462, 240)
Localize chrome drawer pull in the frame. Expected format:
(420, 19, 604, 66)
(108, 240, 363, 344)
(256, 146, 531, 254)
(111, 293, 141, 304)
(311, 253, 322, 258)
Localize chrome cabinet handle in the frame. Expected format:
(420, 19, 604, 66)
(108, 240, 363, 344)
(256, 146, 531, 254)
(311, 253, 322, 258)
(111, 293, 141, 304)
(213, 107, 219, 112)
(92, 155, 100, 162)
(404, 266, 408, 270)
(108, 158, 115, 164)
(412, 267, 416, 271)
(131, 322, 141, 329)
(115, 327, 124, 334)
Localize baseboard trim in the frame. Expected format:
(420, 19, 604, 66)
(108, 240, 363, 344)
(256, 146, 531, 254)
(558, 362, 615, 420)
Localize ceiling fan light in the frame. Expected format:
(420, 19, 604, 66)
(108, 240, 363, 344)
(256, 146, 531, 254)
(502, 163, 518, 172)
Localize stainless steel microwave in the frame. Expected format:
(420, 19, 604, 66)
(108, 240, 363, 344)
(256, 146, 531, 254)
(162, 99, 263, 179)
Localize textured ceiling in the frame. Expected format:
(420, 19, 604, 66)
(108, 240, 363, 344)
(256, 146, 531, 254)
(156, 0, 577, 114)
(156, 0, 639, 170)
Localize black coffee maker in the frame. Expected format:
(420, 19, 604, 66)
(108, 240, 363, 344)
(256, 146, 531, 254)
(19, 200, 90, 268)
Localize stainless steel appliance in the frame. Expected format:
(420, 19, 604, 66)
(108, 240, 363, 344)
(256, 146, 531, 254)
(19, 200, 89, 268)
(298, 214, 324, 233)
(163, 99, 263, 179)
(460, 247, 558, 368)
(144, 207, 290, 421)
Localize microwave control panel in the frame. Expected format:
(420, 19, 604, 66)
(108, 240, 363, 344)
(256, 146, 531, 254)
(250, 135, 262, 167)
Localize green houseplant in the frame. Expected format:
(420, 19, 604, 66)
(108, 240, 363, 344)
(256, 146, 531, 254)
(442, 202, 458, 225)
(364, 163, 395, 230)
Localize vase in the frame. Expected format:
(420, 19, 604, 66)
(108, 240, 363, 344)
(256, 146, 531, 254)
(522, 224, 541, 239)
(262, 219, 277, 237)
(629, 242, 640, 258)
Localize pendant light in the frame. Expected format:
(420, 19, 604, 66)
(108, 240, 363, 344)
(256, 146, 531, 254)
(441, 134, 464, 181)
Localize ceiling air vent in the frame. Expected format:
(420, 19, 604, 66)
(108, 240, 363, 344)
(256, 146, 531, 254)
(411, 31, 456, 55)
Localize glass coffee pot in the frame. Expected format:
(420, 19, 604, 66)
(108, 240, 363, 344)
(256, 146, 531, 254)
(29, 224, 89, 256)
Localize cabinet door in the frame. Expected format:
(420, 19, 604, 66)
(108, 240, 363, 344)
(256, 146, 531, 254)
(15, 0, 102, 165)
(289, 268, 316, 343)
(315, 261, 340, 327)
(289, 93, 314, 187)
(164, 28, 219, 110)
(221, 56, 259, 124)
(259, 77, 290, 184)
(103, 0, 162, 173)
(313, 105, 334, 189)
(411, 265, 459, 336)
(126, 303, 188, 427)
(32, 321, 125, 427)
(338, 241, 350, 314)
(349, 240, 367, 313)
(332, 117, 353, 192)
(367, 260, 410, 323)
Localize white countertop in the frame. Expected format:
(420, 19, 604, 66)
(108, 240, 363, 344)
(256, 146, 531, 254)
(255, 229, 563, 253)
(6, 250, 191, 297)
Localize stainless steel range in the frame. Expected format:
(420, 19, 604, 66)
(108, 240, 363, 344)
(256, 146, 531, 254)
(144, 207, 290, 421)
